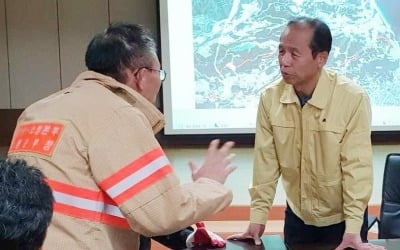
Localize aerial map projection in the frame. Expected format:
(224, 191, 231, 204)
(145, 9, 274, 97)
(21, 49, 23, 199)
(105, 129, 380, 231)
(191, 0, 400, 129)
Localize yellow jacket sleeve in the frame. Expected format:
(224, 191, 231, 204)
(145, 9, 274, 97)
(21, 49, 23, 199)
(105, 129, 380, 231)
(249, 92, 281, 225)
(340, 93, 373, 233)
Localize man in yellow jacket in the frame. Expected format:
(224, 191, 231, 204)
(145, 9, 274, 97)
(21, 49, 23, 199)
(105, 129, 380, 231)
(229, 17, 384, 250)
(8, 23, 236, 249)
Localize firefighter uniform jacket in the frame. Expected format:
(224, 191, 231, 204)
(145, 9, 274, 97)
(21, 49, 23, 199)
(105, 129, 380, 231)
(8, 71, 233, 250)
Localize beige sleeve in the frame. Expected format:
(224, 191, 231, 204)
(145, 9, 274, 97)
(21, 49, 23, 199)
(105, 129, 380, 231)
(249, 93, 280, 225)
(126, 177, 232, 237)
(340, 93, 373, 233)
(89, 106, 232, 236)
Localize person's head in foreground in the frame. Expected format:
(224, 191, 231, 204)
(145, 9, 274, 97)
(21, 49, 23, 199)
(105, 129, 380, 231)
(0, 159, 54, 250)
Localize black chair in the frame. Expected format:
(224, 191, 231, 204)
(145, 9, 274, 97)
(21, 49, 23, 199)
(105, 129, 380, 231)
(369, 153, 400, 239)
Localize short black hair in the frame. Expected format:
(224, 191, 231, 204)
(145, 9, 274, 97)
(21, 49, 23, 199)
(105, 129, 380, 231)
(287, 17, 332, 58)
(85, 22, 157, 83)
(0, 159, 54, 250)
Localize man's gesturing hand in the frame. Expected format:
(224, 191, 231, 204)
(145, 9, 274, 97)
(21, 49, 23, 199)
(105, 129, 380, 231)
(189, 139, 237, 184)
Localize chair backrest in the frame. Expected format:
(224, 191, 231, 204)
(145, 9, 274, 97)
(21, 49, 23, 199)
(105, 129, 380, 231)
(379, 153, 400, 239)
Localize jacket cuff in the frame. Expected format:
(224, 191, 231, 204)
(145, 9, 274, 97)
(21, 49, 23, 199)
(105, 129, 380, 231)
(195, 177, 233, 200)
(250, 207, 268, 225)
(345, 218, 363, 233)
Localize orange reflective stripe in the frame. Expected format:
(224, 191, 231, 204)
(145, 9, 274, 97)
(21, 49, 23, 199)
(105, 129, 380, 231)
(9, 122, 64, 156)
(53, 203, 129, 229)
(46, 179, 130, 229)
(46, 179, 114, 204)
(100, 147, 173, 205)
(114, 166, 173, 204)
(100, 148, 165, 189)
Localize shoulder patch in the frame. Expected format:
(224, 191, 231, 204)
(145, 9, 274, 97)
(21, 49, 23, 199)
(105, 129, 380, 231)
(9, 122, 64, 156)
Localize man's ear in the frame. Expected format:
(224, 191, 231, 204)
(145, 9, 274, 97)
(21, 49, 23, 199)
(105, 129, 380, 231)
(125, 68, 142, 91)
(317, 51, 328, 67)
(135, 68, 149, 91)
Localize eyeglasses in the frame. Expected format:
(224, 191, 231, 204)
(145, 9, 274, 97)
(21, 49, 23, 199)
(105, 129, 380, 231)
(143, 67, 167, 82)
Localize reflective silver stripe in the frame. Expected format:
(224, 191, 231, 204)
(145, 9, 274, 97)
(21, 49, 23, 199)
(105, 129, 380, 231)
(107, 155, 170, 198)
(53, 191, 125, 218)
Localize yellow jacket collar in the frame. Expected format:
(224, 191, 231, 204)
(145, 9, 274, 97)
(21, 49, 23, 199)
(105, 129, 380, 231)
(280, 69, 334, 109)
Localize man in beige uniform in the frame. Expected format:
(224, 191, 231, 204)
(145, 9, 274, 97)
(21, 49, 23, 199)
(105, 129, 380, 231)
(228, 17, 384, 250)
(8, 23, 236, 250)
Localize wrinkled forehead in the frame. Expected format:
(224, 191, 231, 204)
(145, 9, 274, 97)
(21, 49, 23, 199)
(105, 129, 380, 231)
(279, 24, 313, 49)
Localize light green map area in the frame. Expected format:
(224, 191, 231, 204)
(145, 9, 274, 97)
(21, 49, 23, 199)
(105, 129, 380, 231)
(192, 0, 400, 111)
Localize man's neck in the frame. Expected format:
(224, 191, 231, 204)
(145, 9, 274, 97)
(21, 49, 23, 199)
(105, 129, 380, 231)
(294, 72, 321, 97)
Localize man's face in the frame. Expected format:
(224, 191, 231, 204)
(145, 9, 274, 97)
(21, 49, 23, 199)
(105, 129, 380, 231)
(278, 24, 325, 88)
(142, 58, 163, 103)
(130, 55, 164, 104)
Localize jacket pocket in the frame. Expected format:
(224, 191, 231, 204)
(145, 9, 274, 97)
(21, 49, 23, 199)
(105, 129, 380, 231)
(271, 120, 295, 145)
(309, 123, 345, 176)
(271, 120, 297, 168)
(314, 175, 343, 216)
(310, 123, 345, 144)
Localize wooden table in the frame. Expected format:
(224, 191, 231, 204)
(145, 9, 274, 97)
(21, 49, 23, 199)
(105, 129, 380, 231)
(189, 236, 400, 249)
(188, 235, 284, 249)
(287, 238, 400, 250)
